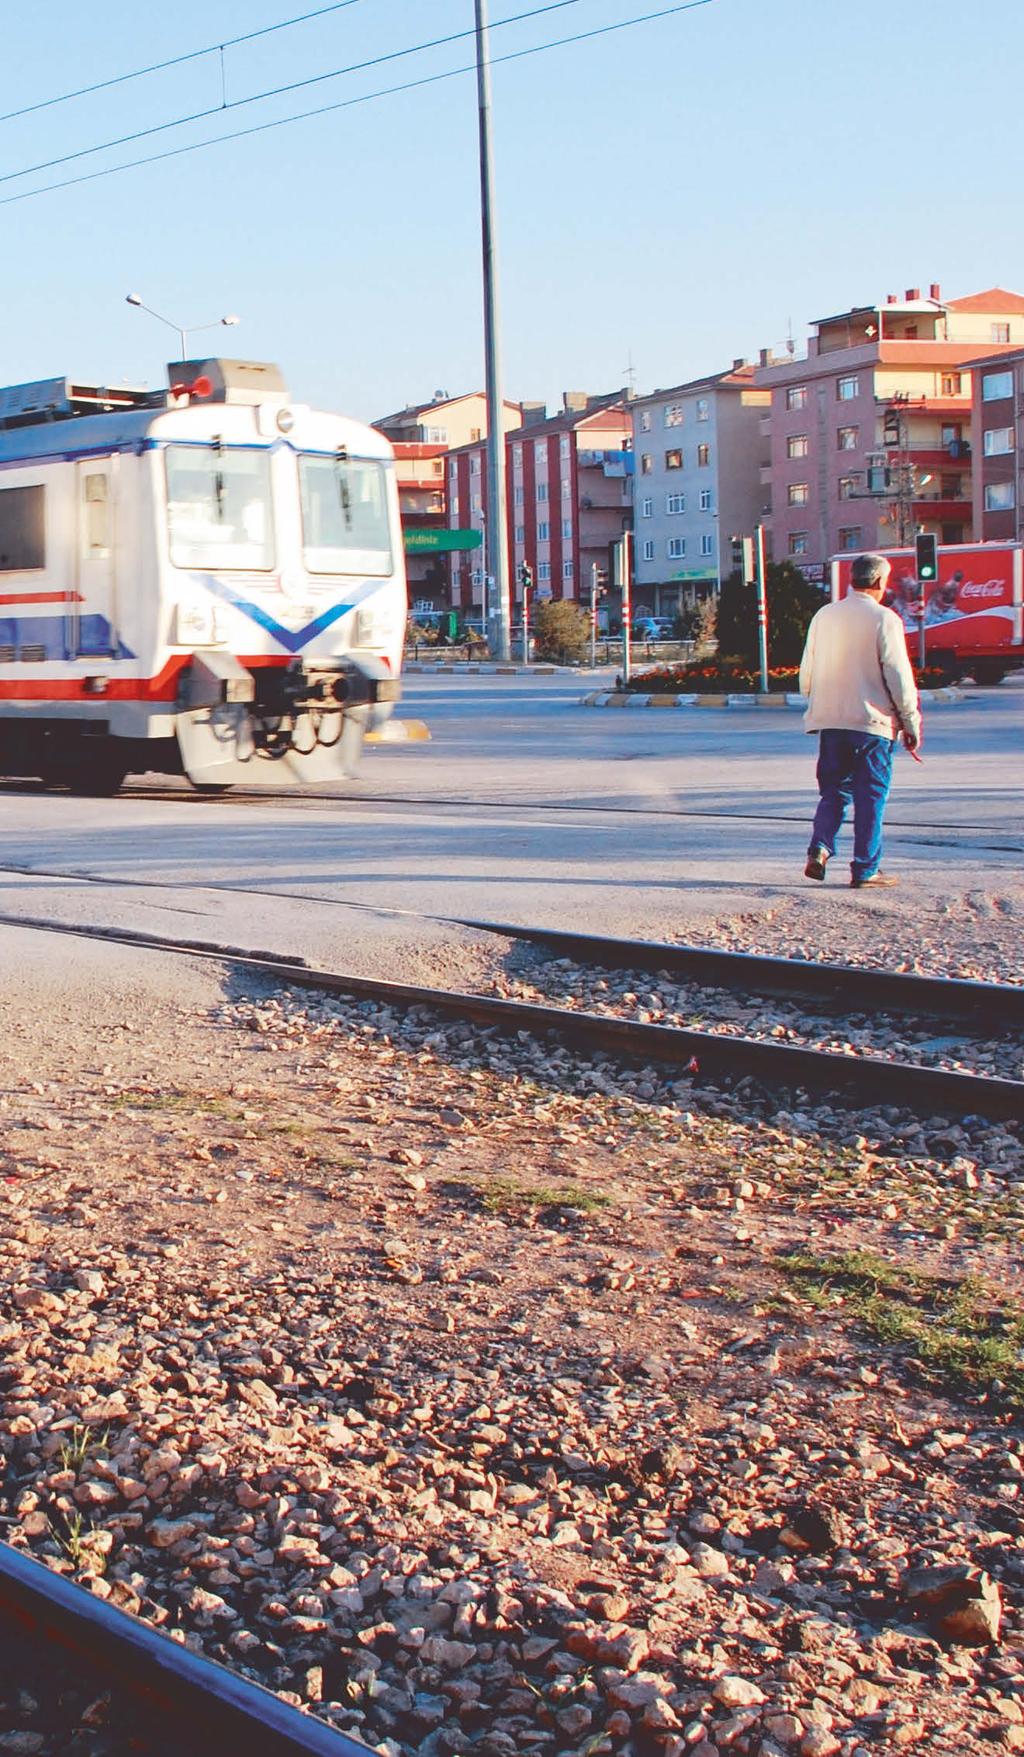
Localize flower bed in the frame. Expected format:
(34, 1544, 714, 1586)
(625, 661, 953, 694)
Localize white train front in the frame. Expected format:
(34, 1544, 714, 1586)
(0, 359, 405, 792)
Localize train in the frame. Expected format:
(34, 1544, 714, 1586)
(831, 542, 1024, 684)
(0, 359, 405, 793)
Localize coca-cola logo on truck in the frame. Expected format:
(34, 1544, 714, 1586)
(959, 579, 1006, 599)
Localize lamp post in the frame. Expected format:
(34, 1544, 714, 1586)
(125, 294, 239, 362)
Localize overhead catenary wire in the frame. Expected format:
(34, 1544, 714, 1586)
(0, 0, 588, 189)
(0, 0, 713, 209)
(0, 0, 371, 126)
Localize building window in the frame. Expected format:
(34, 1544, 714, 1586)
(838, 475, 858, 499)
(470, 454, 481, 475)
(514, 485, 523, 506)
(985, 482, 1015, 511)
(514, 524, 525, 543)
(424, 425, 447, 443)
(695, 397, 710, 422)
(788, 482, 810, 505)
(640, 411, 652, 432)
(665, 449, 683, 469)
(537, 520, 550, 541)
(641, 453, 653, 474)
(837, 375, 859, 400)
(991, 322, 1011, 344)
(538, 561, 551, 582)
(837, 425, 859, 450)
(562, 477, 571, 498)
(666, 493, 686, 514)
(562, 518, 572, 539)
(982, 370, 1014, 401)
(940, 372, 963, 397)
(537, 482, 548, 502)
(838, 526, 862, 550)
(450, 496, 459, 519)
(664, 403, 683, 427)
(984, 427, 1015, 456)
(697, 443, 710, 467)
(698, 487, 712, 511)
(789, 531, 809, 555)
(786, 385, 808, 410)
(641, 496, 653, 517)
(559, 435, 570, 461)
(534, 440, 547, 464)
(449, 461, 459, 480)
(699, 533, 714, 556)
(642, 538, 655, 561)
(562, 560, 574, 580)
(787, 433, 809, 458)
(667, 537, 686, 559)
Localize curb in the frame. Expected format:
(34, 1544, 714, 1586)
(580, 688, 965, 710)
(364, 719, 432, 743)
(402, 663, 566, 675)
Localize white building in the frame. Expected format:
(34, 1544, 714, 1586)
(631, 363, 770, 614)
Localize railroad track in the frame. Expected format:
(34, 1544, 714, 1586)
(0, 908, 1021, 1121)
(0, 1539, 367, 1755)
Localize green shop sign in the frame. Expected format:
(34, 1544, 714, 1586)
(403, 528, 482, 554)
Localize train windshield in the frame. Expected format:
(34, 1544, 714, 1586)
(298, 455, 393, 577)
(165, 446, 275, 570)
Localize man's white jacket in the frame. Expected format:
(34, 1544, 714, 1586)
(799, 590, 922, 742)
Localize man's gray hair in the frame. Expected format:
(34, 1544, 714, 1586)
(850, 552, 891, 590)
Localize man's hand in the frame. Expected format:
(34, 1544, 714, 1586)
(902, 728, 923, 763)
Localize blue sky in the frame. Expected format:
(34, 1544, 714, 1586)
(3, 0, 1021, 423)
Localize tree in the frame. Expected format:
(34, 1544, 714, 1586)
(716, 561, 826, 667)
(533, 598, 591, 662)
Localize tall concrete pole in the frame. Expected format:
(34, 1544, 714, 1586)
(474, 0, 511, 661)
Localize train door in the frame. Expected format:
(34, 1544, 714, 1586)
(70, 458, 117, 657)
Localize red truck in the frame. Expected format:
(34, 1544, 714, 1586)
(831, 543, 1024, 684)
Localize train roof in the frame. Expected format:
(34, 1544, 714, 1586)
(0, 358, 395, 465)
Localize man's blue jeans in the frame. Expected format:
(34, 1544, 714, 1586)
(809, 729, 896, 881)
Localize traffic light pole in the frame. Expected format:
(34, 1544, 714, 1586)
(474, 0, 511, 662)
(590, 562, 598, 668)
(755, 523, 769, 694)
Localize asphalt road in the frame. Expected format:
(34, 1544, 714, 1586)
(0, 673, 1020, 966)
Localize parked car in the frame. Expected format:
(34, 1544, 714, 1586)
(632, 616, 675, 641)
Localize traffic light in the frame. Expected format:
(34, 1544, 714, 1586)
(915, 531, 938, 583)
(519, 561, 534, 595)
(883, 407, 902, 448)
(730, 536, 755, 583)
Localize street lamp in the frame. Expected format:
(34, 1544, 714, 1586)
(125, 294, 239, 362)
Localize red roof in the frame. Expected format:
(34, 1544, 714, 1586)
(945, 287, 1024, 315)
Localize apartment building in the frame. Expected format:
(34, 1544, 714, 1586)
(446, 392, 633, 614)
(755, 285, 1024, 574)
(374, 392, 523, 608)
(630, 364, 769, 613)
(971, 347, 1024, 542)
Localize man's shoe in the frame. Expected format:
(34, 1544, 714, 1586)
(804, 846, 830, 882)
(850, 872, 899, 889)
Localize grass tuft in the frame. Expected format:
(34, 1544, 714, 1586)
(778, 1248, 1024, 1404)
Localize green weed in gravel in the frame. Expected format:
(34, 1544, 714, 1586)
(778, 1247, 1024, 1403)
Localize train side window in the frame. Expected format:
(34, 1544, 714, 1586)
(84, 474, 110, 555)
(0, 484, 45, 571)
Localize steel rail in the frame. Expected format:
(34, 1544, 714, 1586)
(0, 1539, 368, 1756)
(1, 911, 1022, 1121)
(455, 917, 1024, 1029)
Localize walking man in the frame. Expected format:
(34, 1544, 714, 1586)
(800, 552, 921, 889)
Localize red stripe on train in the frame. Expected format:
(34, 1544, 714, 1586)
(0, 654, 294, 703)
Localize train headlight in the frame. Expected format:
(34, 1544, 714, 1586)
(175, 597, 216, 646)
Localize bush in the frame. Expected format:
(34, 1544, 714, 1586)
(626, 659, 953, 696)
(533, 598, 591, 662)
(716, 562, 826, 667)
